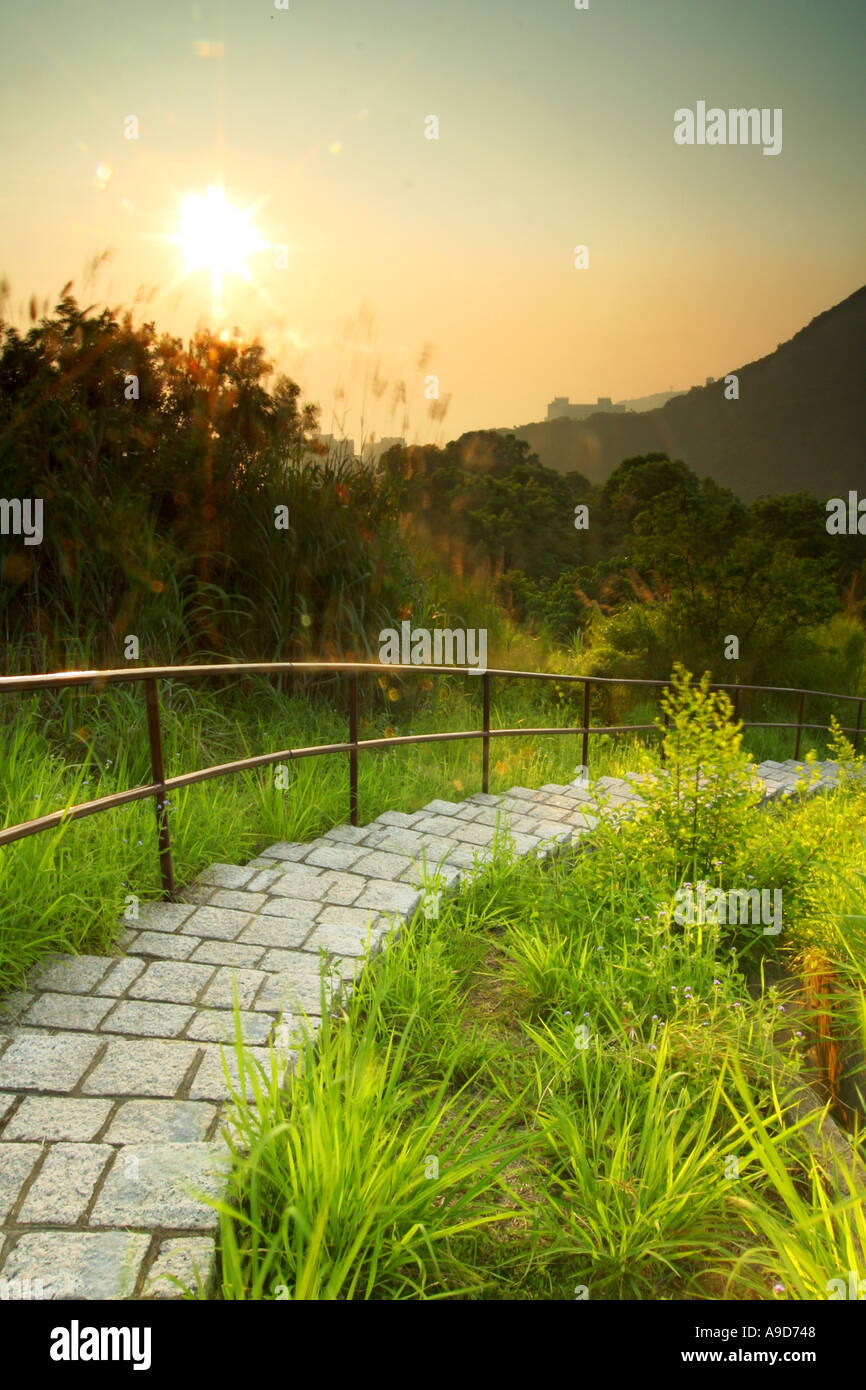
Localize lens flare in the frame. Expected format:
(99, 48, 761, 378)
(173, 186, 264, 300)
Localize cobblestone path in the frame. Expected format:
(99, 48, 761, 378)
(0, 759, 843, 1299)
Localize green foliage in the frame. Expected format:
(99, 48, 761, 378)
(212, 949, 530, 1301)
(496, 568, 589, 643)
(628, 664, 764, 881)
(0, 671, 662, 989)
(388, 442, 865, 694)
(0, 291, 417, 666)
(827, 713, 865, 771)
(210, 768, 866, 1301)
(381, 430, 591, 585)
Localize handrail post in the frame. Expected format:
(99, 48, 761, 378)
(854, 697, 863, 755)
(348, 672, 359, 826)
(482, 671, 490, 794)
(581, 678, 591, 776)
(144, 677, 175, 900)
(794, 690, 806, 760)
(660, 710, 669, 766)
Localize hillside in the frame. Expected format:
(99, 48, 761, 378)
(508, 286, 866, 501)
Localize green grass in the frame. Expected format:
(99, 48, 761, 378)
(206, 742, 866, 1301)
(0, 666, 850, 992)
(4, 660, 865, 1300)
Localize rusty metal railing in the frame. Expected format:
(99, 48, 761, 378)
(0, 662, 862, 900)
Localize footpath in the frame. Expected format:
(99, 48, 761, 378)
(0, 758, 841, 1299)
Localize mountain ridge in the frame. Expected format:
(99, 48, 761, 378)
(503, 285, 866, 501)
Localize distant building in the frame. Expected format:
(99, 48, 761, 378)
(366, 436, 407, 462)
(546, 395, 626, 422)
(315, 434, 356, 460)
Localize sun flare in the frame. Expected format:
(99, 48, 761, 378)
(172, 186, 265, 301)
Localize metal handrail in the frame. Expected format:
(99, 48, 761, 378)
(1, 661, 863, 900)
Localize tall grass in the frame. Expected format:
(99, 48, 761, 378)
(0, 663, 854, 991)
(204, 683, 866, 1301)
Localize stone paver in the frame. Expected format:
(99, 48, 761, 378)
(186, 1008, 275, 1046)
(132, 931, 199, 960)
(315, 904, 381, 933)
(443, 842, 494, 870)
(0, 1032, 102, 1093)
(354, 879, 422, 916)
(371, 827, 455, 861)
(90, 1143, 228, 1229)
(319, 872, 368, 905)
(414, 813, 465, 838)
(180, 906, 255, 941)
(18, 1143, 113, 1225)
(0, 992, 34, 1029)
(304, 843, 367, 871)
(144, 1236, 216, 1299)
(399, 859, 463, 889)
(0, 1143, 43, 1219)
(136, 902, 196, 932)
(258, 841, 310, 861)
(101, 1001, 195, 1038)
(351, 849, 414, 879)
(260, 865, 327, 899)
(21, 992, 112, 1032)
(82, 1039, 199, 1098)
(239, 915, 316, 947)
(30, 956, 112, 995)
(246, 866, 285, 893)
(0, 1093, 18, 1125)
(190, 939, 265, 968)
(1, 1231, 150, 1299)
(3, 1096, 112, 1142)
(303, 923, 380, 957)
(96, 958, 147, 996)
(258, 897, 322, 921)
(253, 964, 330, 1016)
(199, 864, 256, 890)
(188, 1045, 285, 1102)
(131, 961, 215, 1004)
(209, 889, 267, 913)
(323, 824, 370, 845)
(0, 757, 846, 1299)
(200, 967, 266, 1012)
(104, 1100, 216, 1145)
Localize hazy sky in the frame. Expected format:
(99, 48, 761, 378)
(1, 0, 863, 446)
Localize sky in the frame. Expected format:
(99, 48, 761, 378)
(1, 0, 864, 447)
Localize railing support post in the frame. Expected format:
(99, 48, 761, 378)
(854, 698, 863, 756)
(482, 671, 490, 794)
(660, 710, 669, 766)
(581, 679, 591, 776)
(348, 673, 359, 826)
(144, 677, 175, 901)
(795, 690, 806, 760)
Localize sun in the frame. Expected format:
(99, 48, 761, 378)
(172, 186, 265, 301)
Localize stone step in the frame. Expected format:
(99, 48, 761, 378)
(0, 756, 849, 1298)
